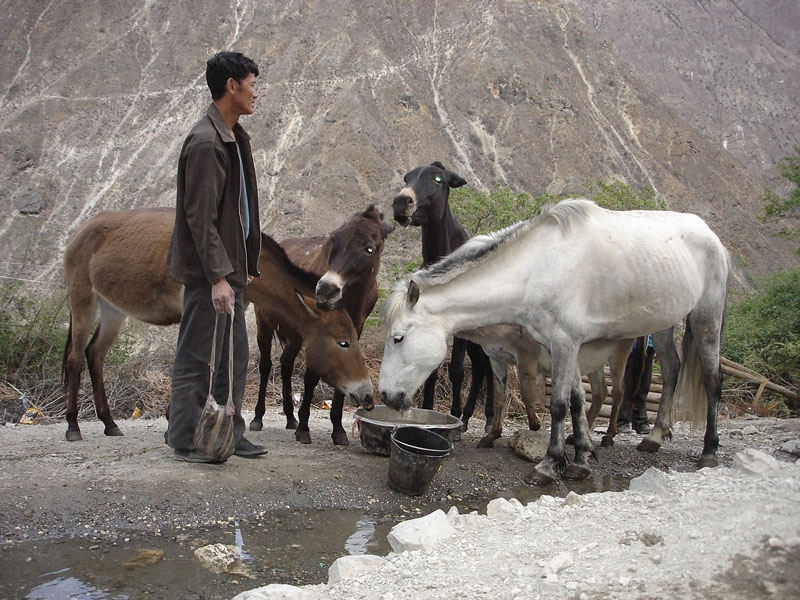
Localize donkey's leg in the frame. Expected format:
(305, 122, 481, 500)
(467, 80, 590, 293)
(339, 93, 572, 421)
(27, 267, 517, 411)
(516, 344, 543, 432)
(329, 389, 349, 446)
(85, 299, 127, 437)
(570, 366, 606, 446)
(280, 338, 303, 430)
(63, 300, 97, 441)
(602, 346, 630, 448)
(295, 370, 320, 444)
(477, 359, 509, 448)
(249, 313, 273, 431)
(447, 337, 468, 418)
(639, 328, 677, 453)
(690, 315, 724, 468)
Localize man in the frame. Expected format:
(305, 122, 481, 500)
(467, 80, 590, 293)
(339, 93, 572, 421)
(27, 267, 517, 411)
(617, 335, 653, 435)
(166, 51, 267, 463)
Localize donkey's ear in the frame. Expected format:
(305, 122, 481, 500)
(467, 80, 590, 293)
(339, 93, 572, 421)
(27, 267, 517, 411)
(407, 280, 420, 308)
(446, 169, 467, 189)
(295, 291, 319, 318)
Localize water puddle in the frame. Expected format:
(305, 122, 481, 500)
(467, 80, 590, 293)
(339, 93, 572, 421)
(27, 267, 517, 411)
(1, 476, 632, 599)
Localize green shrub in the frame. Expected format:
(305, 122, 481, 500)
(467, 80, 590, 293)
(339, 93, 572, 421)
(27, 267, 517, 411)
(723, 267, 800, 387)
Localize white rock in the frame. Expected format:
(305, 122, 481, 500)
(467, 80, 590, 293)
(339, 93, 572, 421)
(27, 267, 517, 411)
(487, 497, 521, 521)
(387, 509, 456, 553)
(629, 466, 671, 496)
(563, 491, 583, 506)
(543, 552, 573, 576)
(232, 583, 326, 600)
(733, 448, 781, 475)
(194, 543, 237, 573)
(328, 554, 387, 585)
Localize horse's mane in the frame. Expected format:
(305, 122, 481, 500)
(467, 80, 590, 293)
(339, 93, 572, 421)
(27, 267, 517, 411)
(260, 232, 322, 291)
(413, 198, 596, 289)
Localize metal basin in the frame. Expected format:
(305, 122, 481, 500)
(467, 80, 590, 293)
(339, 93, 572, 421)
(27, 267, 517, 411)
(353, 406, 462, 456)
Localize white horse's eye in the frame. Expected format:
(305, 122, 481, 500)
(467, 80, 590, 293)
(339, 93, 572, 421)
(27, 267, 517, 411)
(392, 334, 404, 344)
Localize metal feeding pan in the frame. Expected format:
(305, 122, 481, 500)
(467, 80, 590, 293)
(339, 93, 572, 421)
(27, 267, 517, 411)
(353, 406, 462, 456)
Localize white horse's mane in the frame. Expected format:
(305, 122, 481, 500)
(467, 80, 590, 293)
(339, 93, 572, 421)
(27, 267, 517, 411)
(380, 198, 596, 326)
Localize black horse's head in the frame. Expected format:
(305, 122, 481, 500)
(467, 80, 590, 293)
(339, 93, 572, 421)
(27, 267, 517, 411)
(392, 161, 467, 227)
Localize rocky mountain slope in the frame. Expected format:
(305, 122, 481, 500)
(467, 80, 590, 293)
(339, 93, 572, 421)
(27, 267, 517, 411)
(1, 0, 797, 293)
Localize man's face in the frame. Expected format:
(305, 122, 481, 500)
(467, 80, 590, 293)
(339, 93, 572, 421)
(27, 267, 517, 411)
(230, 72, 258, 116)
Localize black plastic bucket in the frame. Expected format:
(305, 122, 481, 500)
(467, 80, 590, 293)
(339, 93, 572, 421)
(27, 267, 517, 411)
(387, 426, 452, 496)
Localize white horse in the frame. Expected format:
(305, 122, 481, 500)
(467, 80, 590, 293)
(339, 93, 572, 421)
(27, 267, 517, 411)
(379, 199, 729, 485)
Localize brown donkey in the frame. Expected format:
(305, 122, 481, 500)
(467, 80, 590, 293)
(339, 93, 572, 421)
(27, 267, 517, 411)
(62, 208, 373, 442)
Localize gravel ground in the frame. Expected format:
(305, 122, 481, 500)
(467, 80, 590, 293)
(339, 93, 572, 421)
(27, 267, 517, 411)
(1, 409, 799, 599)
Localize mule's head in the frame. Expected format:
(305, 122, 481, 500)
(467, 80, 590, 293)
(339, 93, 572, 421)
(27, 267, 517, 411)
(378, 280, 449, 410)
(297, 293, 374, 409)
(316, 204, 395, 310)
(392, 161, 467, 227)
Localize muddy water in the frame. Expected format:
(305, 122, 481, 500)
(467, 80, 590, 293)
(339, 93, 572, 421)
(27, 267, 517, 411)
(1, 474, 629, 600)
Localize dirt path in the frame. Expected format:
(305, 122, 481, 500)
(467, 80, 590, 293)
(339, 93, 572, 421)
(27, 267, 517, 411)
(1, 410, 799, 599)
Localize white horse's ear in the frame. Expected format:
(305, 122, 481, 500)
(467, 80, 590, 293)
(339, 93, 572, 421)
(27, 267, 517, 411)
(407, 280, 420, 308)
(296, 291, 319, 319)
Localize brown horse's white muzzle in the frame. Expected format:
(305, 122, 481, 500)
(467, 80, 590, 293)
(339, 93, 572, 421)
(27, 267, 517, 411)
(315, 272, 344, 310)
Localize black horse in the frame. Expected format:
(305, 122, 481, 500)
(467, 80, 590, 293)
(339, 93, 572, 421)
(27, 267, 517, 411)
(392, 162, 494, 431)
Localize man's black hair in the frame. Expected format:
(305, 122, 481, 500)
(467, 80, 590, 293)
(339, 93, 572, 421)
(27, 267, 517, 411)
(206, 51, 259, 100)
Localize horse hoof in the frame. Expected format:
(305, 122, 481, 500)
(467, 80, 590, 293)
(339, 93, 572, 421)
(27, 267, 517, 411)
(637, 438, 661, 453)
(249, 420, 263, 432)
(565, 433, 575, 445)
(476, 436, 495, 449)
(524, 466, 556, 486)
(331, 432, 350, 446)
(66, 430, 83, 442)
(697, 455, 719, 469)
(600, 435, 615, 448)
(562, 464, 592, 480)
(295, 430, 312, 444)
(530, 422, 541, 432)
(104, 426, 124, 437)
(285, 419, 299, 430)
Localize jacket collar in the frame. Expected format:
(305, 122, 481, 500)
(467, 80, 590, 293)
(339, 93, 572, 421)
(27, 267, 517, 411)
(206, 102, 251, 143)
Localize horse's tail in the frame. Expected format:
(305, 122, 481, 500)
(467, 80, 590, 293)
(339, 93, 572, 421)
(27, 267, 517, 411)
(62, 312, 73, 387)
(674, 321, 707, 429)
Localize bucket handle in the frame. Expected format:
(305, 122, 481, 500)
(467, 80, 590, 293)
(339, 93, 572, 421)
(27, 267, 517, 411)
(351, 417, 362, 440)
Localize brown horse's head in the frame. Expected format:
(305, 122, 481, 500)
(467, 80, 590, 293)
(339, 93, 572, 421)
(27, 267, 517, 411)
(296, 292, 374, 409)
(315, 204, 394, 311)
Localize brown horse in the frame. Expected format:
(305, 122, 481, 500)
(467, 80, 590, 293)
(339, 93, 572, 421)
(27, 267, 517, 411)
(248, 205, 394, 445)
(62, 208, 373, 442)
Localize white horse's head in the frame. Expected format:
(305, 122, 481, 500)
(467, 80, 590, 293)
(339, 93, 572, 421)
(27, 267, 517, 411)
(378, 280, 449, 410)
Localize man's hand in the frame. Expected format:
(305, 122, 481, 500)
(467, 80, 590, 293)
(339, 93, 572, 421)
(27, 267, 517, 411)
(211, 278, 235, 314)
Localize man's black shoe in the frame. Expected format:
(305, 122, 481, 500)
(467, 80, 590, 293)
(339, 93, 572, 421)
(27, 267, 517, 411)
(234, 438, 268, 457)
(173, 449, 226, 464)
(634, 423, 651, 435)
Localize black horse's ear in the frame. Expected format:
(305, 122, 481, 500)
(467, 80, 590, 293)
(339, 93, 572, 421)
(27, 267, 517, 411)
(407, 280, 420, 308)
(446, 169, 467, 189)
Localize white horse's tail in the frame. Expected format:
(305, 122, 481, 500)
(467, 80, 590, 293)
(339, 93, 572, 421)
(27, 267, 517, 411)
(674, 321, 708, 429)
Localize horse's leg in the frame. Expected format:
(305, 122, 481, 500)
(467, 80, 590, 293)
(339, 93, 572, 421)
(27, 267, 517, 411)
(84, 298, 127, 437)
(279, 338, 303, 430)
(483, 361, 494, 433)
(329, 390, 349, 446)
(602, 343, 631, 448)
(477, 359, 508, 448)
(295, 369, 320, 444)
(688, 316, 724, 468)
(422, 369, 438, 410)
(516, 344, 543, 433)
(249, 312, 273, 431)
(526, 343, 582, 485)
(639, 328, 677, 453)
(554, 369, 597, 480)
(460, 342, 487, 431)
(447, 337, 468, 418)
(570, 366, 606, 446)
